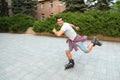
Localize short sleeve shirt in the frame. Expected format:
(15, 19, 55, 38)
(61, 22, 77, 40)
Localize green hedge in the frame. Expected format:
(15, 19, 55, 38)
(0, 14, 35, 33)
(0, 17, 11, 32)
(33, 16, 59, 34)
(33, 10, 120, 37)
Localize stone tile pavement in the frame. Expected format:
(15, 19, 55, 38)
(0, 33, 120, 80)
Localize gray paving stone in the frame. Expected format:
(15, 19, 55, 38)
(0, 33, 120, 80)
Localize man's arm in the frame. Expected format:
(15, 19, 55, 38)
(70, 24, 80, 30)
(52, 28, 64, 37)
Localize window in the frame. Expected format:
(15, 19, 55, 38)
(59, 1, 65, 6)
(41, 3, 44, 9)
(41, 14, 45, 19)
(49, 13, 53, 17)
(49, 1, 53, 8)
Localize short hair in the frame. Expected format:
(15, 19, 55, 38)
(56, 16, 63, 21)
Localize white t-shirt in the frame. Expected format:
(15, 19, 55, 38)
(61, 22, 77, 40)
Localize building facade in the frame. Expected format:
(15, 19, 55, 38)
(37, 0, 66, 20)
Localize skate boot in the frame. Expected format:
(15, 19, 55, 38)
(65, 59, 74, 70)
(91, 37, 102, 46)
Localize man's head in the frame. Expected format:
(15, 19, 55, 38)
(56, 16, 64, 27)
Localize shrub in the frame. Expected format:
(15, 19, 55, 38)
(33, 16, 57, 33)
(0, 13, 35, 33)
(0, 17, 11, 32)
(10, 14, 35, 33)
(33, 10, 120, 37)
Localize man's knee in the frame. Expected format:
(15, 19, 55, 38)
(65, 50, 70, 53)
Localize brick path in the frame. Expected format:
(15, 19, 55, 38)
(0, 33, 120, 80)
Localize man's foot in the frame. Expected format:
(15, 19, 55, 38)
(64, 59, 74, 70)
(91, 37, 102, 46)
(65, 62, 74, 70)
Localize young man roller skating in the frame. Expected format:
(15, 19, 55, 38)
(52, 17, 102, 70)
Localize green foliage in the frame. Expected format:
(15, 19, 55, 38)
(62, 0, 85, 12)
(10, 14, 35, 32)
(0, 16, 11, 32)
(33, 10, 120, 37)
(114, 1, 120, 11)
(33, 16, 57, 34)
(102, 10, 120, 36)
(95, 0, 111, 10)
(11, 0, 37, 17)
(63, 0, 114, 12)
(0, 14, 35, 33)
(0, 0, 9, 16)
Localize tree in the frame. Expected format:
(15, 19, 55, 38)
(0, 0, 9, 16)
(94, 0, 114, 10)
(11, 0, 37, 17)
(114, 1, 120, 11)
(63, 0, 115, 12)
(85, 0, 114, 10)
(62, 0, 86, 12)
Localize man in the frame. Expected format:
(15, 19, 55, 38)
(52, 17, 102, 70)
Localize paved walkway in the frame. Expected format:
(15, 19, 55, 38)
(0, 33, 120, 80)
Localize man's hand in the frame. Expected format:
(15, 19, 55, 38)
(75, 26, 80, 30)
(52, 27, 64, 37)
(52, 28, 56, 33)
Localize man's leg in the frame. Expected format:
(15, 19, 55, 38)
(86, 43, 94, 53)
(76, 42, 88, 53)
(65, 50, 74, 70)
(76, 37, 102, 53)
(65, 50, 72, 60)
